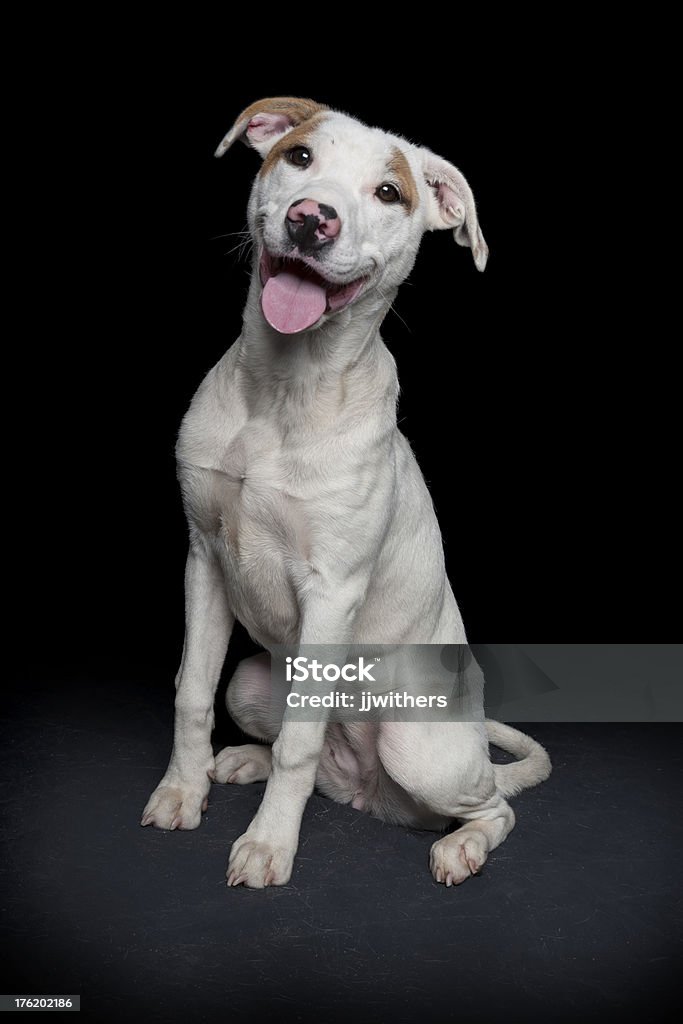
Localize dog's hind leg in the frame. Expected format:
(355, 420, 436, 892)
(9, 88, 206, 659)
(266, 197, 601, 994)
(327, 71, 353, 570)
(428, 796, 516, 887)
(214, 653, 281, 784)
(377, 719, 516, 886)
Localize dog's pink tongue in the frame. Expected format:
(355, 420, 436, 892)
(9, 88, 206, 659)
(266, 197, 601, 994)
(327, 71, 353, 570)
(262, 271, 327, 334)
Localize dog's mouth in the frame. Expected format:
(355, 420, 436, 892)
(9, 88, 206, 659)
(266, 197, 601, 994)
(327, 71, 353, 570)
(259, 250, 366, 335)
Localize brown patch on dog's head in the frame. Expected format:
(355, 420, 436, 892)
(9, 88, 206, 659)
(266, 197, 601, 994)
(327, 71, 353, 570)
(260, 113, 328, 176)
(215, 97, 328, 158)
(238, 96, 327, 131)
(387, 148, 419, 214)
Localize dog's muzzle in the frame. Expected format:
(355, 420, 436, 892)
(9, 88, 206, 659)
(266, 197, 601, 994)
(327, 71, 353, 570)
(259, 249, 366, 335)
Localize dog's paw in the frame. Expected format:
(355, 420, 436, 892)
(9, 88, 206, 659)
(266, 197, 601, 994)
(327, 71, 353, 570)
(214, 745, 272, 785)
(430, 830, 488, 887)
(140, 783, 209, 831)
(227, 834, 295, 889)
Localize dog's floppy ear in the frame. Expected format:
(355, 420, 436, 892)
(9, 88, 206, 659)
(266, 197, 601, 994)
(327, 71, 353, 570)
(214, 97, 328, 159)
(421, 150, 489, 271)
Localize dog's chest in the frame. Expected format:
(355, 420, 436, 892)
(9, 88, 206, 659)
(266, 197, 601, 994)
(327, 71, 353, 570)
(181, 417, 311, 540)
(177, 418, 316, 640)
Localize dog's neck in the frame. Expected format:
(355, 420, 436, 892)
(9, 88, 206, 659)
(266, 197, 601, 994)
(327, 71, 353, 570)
(231, 271, 401, 432)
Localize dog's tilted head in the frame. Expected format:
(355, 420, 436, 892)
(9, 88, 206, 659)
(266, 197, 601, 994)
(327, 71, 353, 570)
(216, 97, 488, 335)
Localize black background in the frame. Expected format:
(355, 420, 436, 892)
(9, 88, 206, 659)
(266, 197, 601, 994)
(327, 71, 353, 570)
(13, 39, 670, 688)
(4, 26, 681, 1024)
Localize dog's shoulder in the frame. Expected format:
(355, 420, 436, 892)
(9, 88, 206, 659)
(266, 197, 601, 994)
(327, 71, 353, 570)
(176, 345, 247, 465)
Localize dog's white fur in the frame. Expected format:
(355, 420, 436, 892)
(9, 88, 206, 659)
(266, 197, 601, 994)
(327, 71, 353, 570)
(141, 99, 551, 888)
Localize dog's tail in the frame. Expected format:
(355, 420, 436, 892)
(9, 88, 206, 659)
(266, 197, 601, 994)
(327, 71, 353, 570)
(486, 720, 552, 797)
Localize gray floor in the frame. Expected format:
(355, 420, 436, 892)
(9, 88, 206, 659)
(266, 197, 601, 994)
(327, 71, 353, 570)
(1, 675, 681, 1022)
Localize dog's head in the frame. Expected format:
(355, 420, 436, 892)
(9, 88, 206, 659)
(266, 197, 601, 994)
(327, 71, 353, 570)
(216, 97, 488, 335)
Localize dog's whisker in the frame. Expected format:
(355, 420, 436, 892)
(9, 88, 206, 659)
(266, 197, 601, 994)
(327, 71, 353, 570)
(223, 238, 255, 260)
(388, 303, 411, 332)
(376, 283, 411, 333)
(211, 231, 251, 242)
(210, 223, 251, 243)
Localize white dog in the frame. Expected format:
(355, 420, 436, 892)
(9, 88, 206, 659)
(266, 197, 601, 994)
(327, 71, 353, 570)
(141, 97, 551, 888)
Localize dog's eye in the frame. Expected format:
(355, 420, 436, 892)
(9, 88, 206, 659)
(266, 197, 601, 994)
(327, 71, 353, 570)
(286, 146, 312, 168)
(376, 183, 402, 204)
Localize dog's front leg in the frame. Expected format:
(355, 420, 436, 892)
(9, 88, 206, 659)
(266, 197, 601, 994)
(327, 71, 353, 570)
(226, 713, 330, 889)
(227, 597, 358, 888)
(141, 544, 233, 830)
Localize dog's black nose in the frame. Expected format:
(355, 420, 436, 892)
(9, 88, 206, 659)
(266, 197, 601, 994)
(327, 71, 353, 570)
(286, 199, 341, 253)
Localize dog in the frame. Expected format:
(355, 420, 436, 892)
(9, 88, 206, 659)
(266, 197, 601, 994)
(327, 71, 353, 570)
(141, 97, 551, 888)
